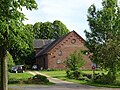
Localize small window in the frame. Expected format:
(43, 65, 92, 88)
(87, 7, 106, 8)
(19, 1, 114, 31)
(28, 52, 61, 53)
(56, 59, 61, 64)
(71, 39, 76, 44)
(58, 50, 62, 56)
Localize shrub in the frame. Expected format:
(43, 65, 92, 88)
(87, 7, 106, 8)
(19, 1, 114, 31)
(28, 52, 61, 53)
(83, 73, 92, 79)
(33, 74, 49, 82)
(93, 72, 116, 84)
(66, 69, 82, 79)
(65, 50, 85, 71)
(65, 50, 85, 80)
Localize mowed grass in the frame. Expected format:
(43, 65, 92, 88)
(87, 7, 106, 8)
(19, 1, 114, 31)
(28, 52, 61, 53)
(41, 70, 66, 79)
(41, 70, 120, 88)
(9, 72, 33, 81)
(41, 70, 88, 84)
(8, 71, 54, 85)
(41, 70, 104, 84)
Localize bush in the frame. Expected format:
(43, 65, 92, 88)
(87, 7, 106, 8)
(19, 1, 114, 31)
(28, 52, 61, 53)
(93, 72, 116, 84)
(83, 73, 92, 79)
(66, 69, 82, 79)
(65, 50, 85, 71)
(32, 74, 49, 82)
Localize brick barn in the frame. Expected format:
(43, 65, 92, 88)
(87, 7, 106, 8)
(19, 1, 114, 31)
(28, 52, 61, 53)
(34, 31, 92, 70)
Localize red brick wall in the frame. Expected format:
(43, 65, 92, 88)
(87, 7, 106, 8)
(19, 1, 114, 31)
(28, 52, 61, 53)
(48, 32, 92, 70)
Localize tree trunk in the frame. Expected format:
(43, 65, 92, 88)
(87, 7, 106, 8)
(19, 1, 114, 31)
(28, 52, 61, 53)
(1, 50, 8, 90)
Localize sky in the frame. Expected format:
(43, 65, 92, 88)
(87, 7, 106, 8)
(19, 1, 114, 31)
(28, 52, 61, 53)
(23, 0, 103, 39)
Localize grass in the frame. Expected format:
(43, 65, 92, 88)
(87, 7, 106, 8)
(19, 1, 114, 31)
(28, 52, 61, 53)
(9, 72, 33, 81)
(8, 72, 33, 85)
(41, 70, 87, 84)
(8, 72, 53, 85)
(8, 72, 29, 89)
(41, 70, 120, 88)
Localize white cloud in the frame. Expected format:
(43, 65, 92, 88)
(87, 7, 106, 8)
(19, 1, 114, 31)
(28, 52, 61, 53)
(23, 0, 102, 39)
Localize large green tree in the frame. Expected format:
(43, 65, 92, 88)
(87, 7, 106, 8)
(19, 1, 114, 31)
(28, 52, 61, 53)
(9, 24, 35, 64)
(85, 0, 120, 83)
(0, 0, 37, 90)
(33, 20, 69, 39)
(52, 20, 69, 38)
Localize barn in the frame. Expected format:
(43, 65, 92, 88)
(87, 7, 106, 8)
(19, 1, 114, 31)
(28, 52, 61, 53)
(34, 31, 92, 70)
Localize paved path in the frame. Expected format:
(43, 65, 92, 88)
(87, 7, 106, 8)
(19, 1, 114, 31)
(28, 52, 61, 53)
(9, 71, 120, 90)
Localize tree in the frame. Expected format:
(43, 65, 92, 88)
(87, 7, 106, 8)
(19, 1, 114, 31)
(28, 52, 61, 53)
(85, 0, 120, 83)
(33, 22, 42, 39)
(24, 24, 35, 65)
(0, 0, 37, 90)
(33, 20, 69, 39)
(8, 26, 34, 64)
(65, 50, 85, 79)
(52, 20, 69, 38)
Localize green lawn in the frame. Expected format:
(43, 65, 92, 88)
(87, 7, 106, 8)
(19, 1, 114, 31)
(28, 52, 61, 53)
(41, 70, 120, 88)
(9, 72, 33, 81)
(41, 70, 88, 84)
(8, 72, 54, 85)
(8, 72, 33, 85)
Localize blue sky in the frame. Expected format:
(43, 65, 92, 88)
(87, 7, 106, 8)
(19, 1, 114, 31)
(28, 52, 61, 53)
(23, 0, 103, 39)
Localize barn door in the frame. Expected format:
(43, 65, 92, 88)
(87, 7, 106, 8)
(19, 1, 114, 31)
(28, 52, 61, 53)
(43, 58, 46, 69)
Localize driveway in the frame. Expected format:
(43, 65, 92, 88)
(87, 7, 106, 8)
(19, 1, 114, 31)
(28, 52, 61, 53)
(9, 71, 119, 90)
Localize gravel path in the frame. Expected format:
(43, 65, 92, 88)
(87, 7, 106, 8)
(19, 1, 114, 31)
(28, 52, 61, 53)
(9, 71, 120, 90)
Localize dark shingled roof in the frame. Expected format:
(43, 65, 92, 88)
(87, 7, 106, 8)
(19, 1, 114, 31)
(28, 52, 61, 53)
(34, 39, 54, 48)
(35, 31, 85, 57)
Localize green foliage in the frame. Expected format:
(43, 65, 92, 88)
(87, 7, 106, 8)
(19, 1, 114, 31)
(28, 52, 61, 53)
(33, 74, 49, 82)
(0, 0, 37, 59)
(8, 72, 33, 84)
(65, 50, 85, 71)
(93, 72, 116, 84)
(65, 50, 85, 79)
(0, 0, 37, 48)
(66, 69, 82, 79)
(7, 52, 15, 71)
(85, 0, 120, 83)
(52, 20, 70, 38)
(9, 72, 51, 85)
(33, 20, 69, 39)
(33, 22, 42, 39)
(9, 24, 35, 65)
(0, 0, 37, 89)
(83, 73, 92, 79)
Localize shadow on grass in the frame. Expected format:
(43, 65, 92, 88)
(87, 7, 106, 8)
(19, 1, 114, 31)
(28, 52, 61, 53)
(53, 76, 66, 79)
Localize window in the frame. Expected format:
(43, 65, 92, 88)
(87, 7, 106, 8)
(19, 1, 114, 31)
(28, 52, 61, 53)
(56, 59, 61, 64)
(58, 50, 62, 56)
(71, 39, 76, 44)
